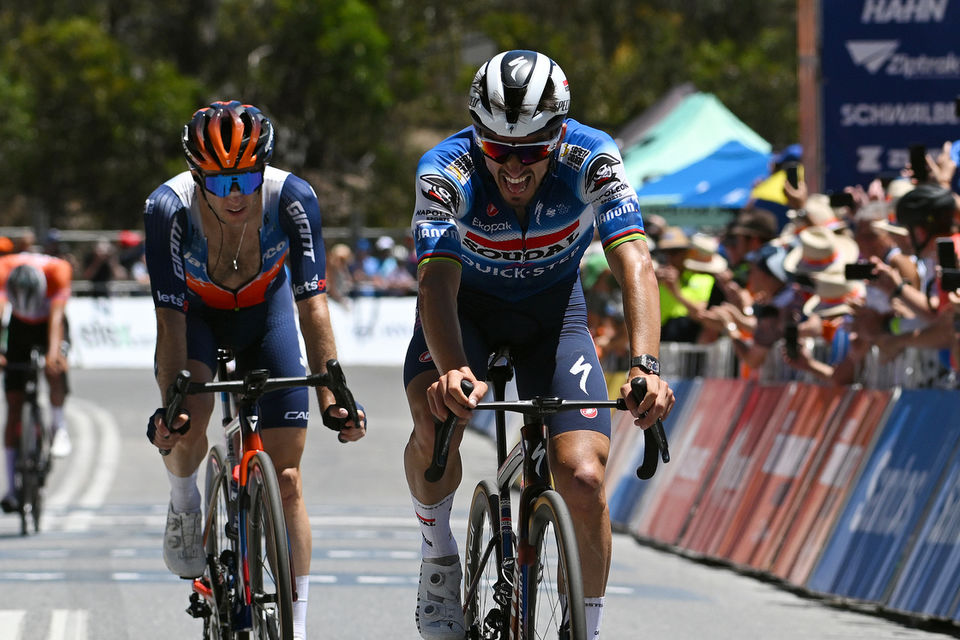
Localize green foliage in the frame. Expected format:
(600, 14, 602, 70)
(0, 1, 798, 231)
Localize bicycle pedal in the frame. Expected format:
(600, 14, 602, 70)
(186, 592, 212, 619)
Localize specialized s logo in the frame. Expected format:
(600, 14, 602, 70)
(570, 355, 592, 394)
(419, 174, 461, 214)
(586, 153, 621, 193)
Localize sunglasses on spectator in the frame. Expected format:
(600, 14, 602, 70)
(474, 132, 561, 165)
(203, 170, 264, 197)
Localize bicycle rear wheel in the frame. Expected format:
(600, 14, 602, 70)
(524, 490, 586, 640)
(244, 451, 293, 640)
(16, 399, 43, 536)
(464, 480, 506, 639)
(202, 445, 231, 639)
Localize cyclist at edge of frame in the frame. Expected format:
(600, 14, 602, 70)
(0, 252, 74, 513)
(402, 50, 675, 639)
(143, 100, 366, 640)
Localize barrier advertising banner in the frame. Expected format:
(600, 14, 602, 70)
(887, 436, 960, 619)
(807, 390, 960, 602)
(724, 385, 849, 567)
(679, 384, 793, 555)
(821, 1, 960, 192)
(607, 379, 699, 529)
(769, 389, 892, 582)
(633, 378, 750, 544)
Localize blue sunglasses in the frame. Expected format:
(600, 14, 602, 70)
(203, 170, 264, 197)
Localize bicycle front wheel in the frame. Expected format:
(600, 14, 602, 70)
(524, 490, 586, 640)
(464, 480, 505, 639)
(16, 399, 43, 536)
(244, 451, 293, 640)
(202, 445, 231, 639)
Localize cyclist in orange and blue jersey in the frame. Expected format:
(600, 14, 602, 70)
(0, 252, 73, 513)
(402, 51, 675, 639)
(143, 100, 365, 640)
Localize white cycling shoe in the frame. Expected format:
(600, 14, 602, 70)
(51, 428, 72, 458)
(162, 503, 205, 579)
(416, 555, 466, 639)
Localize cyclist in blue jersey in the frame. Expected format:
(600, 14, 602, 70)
(402, 51, 674, 639)
(143, 100, 365, 640)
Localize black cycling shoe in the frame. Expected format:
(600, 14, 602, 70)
(1, 494, 20, 513)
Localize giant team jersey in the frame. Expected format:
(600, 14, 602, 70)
(144, 167, 327, 313)
(412, 119, 645, 301)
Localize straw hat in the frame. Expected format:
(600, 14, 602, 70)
(802, 272, 865, 318)
(657, 227, 691, 251)
(787, 193, 846, 231)
(683, 233, 728, 274)
(783, 226, 859, 275)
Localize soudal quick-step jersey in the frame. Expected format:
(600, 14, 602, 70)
(144, 167, 327, 313)
(412, 119, 646, 301)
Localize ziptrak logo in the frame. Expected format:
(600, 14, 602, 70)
(847, 40, 960, 78)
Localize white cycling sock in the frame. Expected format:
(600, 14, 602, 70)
(293, 575, 309, 639)
(4, 448, 15, 496)
(167, 468, 201, 513)
(412, 491, 458, 559)
(50, 407, 65, 432)
(585, 596, 604, 638)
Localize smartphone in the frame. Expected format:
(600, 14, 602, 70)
(784, 162, 800, 189)
(829, 191, 855, 208)
(784, 323, 799, 359)
(910, 144, 929, 183)
(955, 96, 960, 118)
(942, 268, 960, 291)
(845, 262, 876, 280)
(793, 272, 815, 289)
(937, 237, 958, 269)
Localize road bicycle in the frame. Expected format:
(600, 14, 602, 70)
(162, 349, 359, 640)
(427, 348, 668, 640)
(7, 347, 52, 536)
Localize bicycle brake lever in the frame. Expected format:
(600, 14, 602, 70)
(159, 370, 191, 456)
(324, 359, 361, 436)
(425, 379, 474, 482)
(630, 376, 670, 480)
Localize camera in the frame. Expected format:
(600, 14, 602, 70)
(844, 262, 876, 281)
(828, 191, 855, 208)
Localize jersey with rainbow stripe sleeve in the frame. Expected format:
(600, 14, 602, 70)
(411, 119, 645, 301)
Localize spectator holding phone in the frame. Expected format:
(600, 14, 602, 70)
(850, 201, 919, 317)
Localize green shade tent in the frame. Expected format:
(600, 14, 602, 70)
(621, 92, 772, 190)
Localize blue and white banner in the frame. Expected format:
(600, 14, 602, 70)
(821, 0, 960, 191)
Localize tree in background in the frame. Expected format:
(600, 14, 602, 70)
(0, 0, 796, 231)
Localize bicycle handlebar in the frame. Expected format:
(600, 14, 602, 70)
(424, 377, 669, 483)
(158, 359, 360, 455)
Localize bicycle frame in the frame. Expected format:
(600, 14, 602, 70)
(9, 347, 49, 536)
(193, 360, 279, 630)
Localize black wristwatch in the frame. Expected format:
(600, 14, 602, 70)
(630, 354, 660, 376)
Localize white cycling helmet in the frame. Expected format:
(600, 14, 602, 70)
(6, 263, 47, 318)
(469, 50, 570, 138)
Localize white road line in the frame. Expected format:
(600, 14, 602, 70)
(0, 611, 25, 640)
(73, 398, 120, 509)
(47, 609, 87, 640)
(47, 405, 95, 509)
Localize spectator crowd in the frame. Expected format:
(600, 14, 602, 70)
(582, 140, 960, 391)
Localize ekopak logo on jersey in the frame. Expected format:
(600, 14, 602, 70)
(846, 40, 960, 78)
